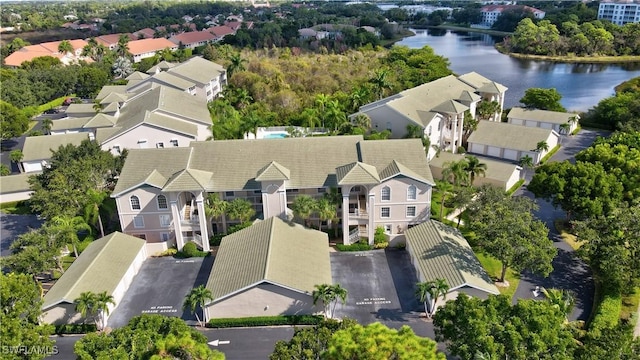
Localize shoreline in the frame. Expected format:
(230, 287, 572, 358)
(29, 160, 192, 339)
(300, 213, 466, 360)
(407, 24, 640, 65)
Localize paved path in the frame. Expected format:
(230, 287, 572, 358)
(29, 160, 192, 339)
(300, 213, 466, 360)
(510, 128, 609, 321)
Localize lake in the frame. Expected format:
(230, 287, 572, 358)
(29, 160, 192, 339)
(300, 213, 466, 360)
(396, 29, 640, 112)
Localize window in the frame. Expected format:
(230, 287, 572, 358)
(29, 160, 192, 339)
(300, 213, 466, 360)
(133, 234, 147, 240)
(160, 232, 170, 242)
(381, 186, 391, 201)
(130, 195, 141, 210)
(381, 207, 390, 218)
(159, 214, 171, 227)
(253, 189, 262, 194)
(157, 195, 168, 209)
(384, 224, 392, 234)
(406, 206, 416, 218)
(317, 188, 326, 194)
(170, 139, 179, 147)
(407, 185, 417, 200)
(138, 139, 148, 148)
(133, 215, 145, 228)
(156, 142, 164, 148)
(225, 191, 235, 198)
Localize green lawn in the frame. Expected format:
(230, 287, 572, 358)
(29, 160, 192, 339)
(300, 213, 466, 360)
(620, 287, 640, 322)
(475, 252, 520, 300)
(430, 190, 454, 221)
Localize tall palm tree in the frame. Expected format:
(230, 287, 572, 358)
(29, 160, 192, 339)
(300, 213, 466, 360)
(84, 189, 108, 238)
(405, 124, 423, 139)
(519, 155, 534, 180)
(369, 69, 391, 100)
(291, 195, 317, 227)
(436, 179, 453, 222)
(476, 100, 501, 121)
(325, 100, 346, 133)
(352, 113, 371, 133)
(183, 285, 213, 327)
(58, 40, 73, 54)
(349, 86, 370, 112)
(324, 187, 342, 238)
(329, 284, 348, 319)
(316, 197, 336, 233)
(116, 34, 131, 58)
(559, 123, 570, 135)
(94, 291, 115, 330)
(415, 279, 449, 318)
(9, 149, 23, 173)
(312, 283, 347, 319)
(227, 52, 247, 78)
(464, 155, 487, 186)
(204, 193, 228, 235)
(442, 160, 468, 187)
(314, 93, 331, 129)
(74, 291, 97, 324)
(50, 215, 91, 257)
(41, 118, 53, 135)
(535, 140, 549, 153)
(226, 198, 255, 224)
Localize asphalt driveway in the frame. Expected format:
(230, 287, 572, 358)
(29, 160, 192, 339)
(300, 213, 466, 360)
(108, 255, 214, 328)
(0, 213, 43, 257)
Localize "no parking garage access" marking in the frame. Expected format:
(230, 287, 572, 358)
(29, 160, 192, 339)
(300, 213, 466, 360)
(356, 297, 392, 305)
(141, 305, 178, 314)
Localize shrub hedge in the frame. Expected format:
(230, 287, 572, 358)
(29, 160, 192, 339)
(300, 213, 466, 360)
(175, 242, 209, 258)
(589, 292, 622, 336)
(336, 241, 373, 251)
(206, 315, 323, 328)
(54, 323, 97, 334)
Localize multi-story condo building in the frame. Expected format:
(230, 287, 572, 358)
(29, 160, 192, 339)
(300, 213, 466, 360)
(478, 5, 545, 28)
(598, 0, 640, 25)
(111, 136, 435, 251)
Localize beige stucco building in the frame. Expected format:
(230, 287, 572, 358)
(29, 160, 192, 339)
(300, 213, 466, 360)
(111, 135, 434, 251)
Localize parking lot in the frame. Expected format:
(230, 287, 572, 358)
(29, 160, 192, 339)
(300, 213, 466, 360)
(107, 256, 214, 328)
(0, 213, 43, 257)
(331, 249, 422, 325)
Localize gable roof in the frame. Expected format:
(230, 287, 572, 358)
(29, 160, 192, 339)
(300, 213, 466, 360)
(405, 220, 499, 295)
(50, 117, 92, 131)
(358, 139, 435, 185)
(127, 38, 177, 56)
(468, 121, 556, 152)
(166, 57, 225, 85)
(163, 168, 214, 191)
(205, 217, 331, 302)
(0, 173, 34, 194)
(42, 232, 146, 310)
(146, 60, 176, 74)
(95, 85, 127, 101)
(336, 162, 380, 185)
(458, 72, 508, 93)
(507, 107, 579, 125)
(128, 71, 196, 92)
(169, 30, 216, 45)
(255, 161, 290, 181)
(99, 92, 129, 105)
(22, 133, 89, 161)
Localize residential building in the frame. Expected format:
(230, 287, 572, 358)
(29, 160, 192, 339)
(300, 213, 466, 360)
(168, 30, 217, 49)
(41, 232, 147, 325)
(352, 72, 507, 159)
(429, 152, 522, 191)
(467, 121, 559, 165)
(507, 107, 580, 134)
(206, 25, 236, 41)
(479, 5, 545, 28)
(0, 174, 34, 203)
(21, 133, 90, 173)
(405, 220, 499, 312)
(94, 33, 135, 51)
(127, 38, 178, 63)
(204, 217, 330, 319)
(110, 136, 434, 251)
(598, 1, 640, 25)
(132, 28, 156, 40)
(4, 39, 90, 67)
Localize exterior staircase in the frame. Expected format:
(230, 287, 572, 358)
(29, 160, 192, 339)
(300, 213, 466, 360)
(184, 204, 191, 220)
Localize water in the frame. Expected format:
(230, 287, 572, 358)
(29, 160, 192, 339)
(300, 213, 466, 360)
(263, 133, 287, 139)
(396, 29, 640, 112)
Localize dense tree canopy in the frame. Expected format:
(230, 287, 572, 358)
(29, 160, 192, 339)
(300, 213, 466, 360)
(582, 87, 640, 131)
(0, 100, 29, 140)
(270, 319, 357, 359)
(519, 87, 566, 111)
(1, 273, 55, 360)
(434, 294, 576, 360)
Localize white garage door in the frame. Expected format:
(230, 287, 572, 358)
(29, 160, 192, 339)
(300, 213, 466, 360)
(469, 143, 485, 154)
(487, 146, 501, 157)
(525, 120, 538, 127)
(540, 122, 553, 129)
(503, 149, 519, 160)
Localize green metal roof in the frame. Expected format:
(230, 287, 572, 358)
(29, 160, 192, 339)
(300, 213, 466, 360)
(0, 173, 34, 194)
(358, 139, 435, 185)
(405, 220, 499, 295)
(336, 162, 380, 185)
(95, 85, 128, 101)
(50, 117, 91, 131)
(508, 107, 579, 125)
(22, 133, 89, 161)
(167, 57, 225, 86)
(205, 217, 331, 302)
(467, 121, 555, 152)
(428, 152, 520, 183)
(255, 161, 290, 181)
(42, 232, 146, 310)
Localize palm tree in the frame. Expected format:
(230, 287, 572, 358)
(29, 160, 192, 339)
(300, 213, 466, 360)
(415, 279, 449, 318)
(291, 195, 317, 227)
(50, 215, 92, 257)
(41, 118, 53, 135)
(349, 86, 370, 112)
(464, 155, 487, 186)
(352, 113, 371, 133)
(9, 149, 23, 173)
(535, 140, 549, 153)
(84, 189, 108, 238)
(316, 197, 336, 232)
(312, 283, 347, 319)
(94, 291, 115, 330)
(227, 52, 247, 78)
(369, 69, 392, 100)
(314, 93, 331, 129)
(324, 187, 342, 238)
(559, 123, 571, 135)
(542, 288, 575, 323)
(476, 100, 501, 121)
(58, 40, 73, 54)
(112, 56, 133, 79)
(74, 291, 97, 324)
(519, 155, 534, 180)
(436, 179, 453, 222)
(116, 34, 131, 58)
(405, 124, 423, 139)
(325, 100, 346, 133)
(183, 285, 213, 327)
(442, 160, 469, 187)
(204, 193, 228, 235)
(226, 198, 255, 224)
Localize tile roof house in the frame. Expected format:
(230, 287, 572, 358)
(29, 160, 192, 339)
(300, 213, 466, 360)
(111, 136, 434, 252)
(4, 39, 90, 67)
(352, 72, 507, 160)
(206, 25, 236, 41)
(132, 28, 156, 40)
(204, 217, 331, 319)
(127, 38, 178, 63)
(41, 232, 147, 325)
(168, 30, 217, 49)
(94, 33, 135, 50)
(405, 220, 499, 313)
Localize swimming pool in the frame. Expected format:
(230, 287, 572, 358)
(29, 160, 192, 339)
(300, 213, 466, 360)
(263, 133, 287, 139)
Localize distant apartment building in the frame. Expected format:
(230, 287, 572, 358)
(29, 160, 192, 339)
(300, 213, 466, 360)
(598, 0, 640, 25)
(4, 39, 90, 67)
(127, 38, 178, 63)
(479, 5, 545, 28)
